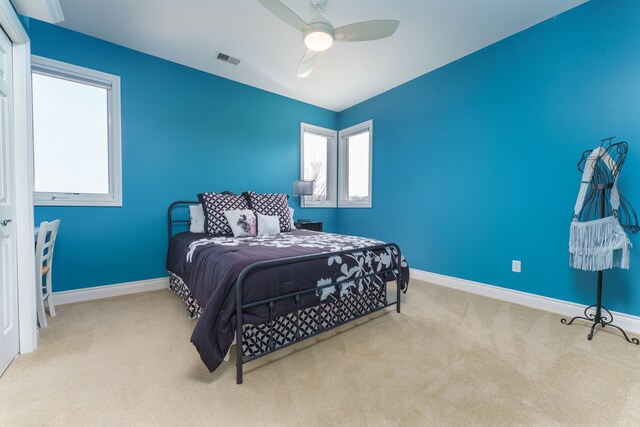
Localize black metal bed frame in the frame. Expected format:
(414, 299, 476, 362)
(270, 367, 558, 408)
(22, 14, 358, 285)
(167, 200, 404, 384)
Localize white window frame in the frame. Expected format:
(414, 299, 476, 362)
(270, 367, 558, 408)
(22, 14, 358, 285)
(31, 55, 122, 206)
(300, 122, 337, 208)
(338, 119, 373, 208)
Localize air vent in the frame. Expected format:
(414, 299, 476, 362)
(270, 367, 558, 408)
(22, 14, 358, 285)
(216, 52, 240, 66)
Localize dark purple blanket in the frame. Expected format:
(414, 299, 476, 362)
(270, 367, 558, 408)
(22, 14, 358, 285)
(166, 230, 409, 372)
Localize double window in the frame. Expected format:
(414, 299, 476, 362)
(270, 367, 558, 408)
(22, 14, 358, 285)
(31, 56, 122, 206)
(300, 123, 337, 207)
(300, 120, 373, 209)
(338, 120, 372, 208)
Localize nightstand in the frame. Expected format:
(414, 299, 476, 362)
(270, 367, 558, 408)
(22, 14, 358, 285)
(295, 221, 323, 232)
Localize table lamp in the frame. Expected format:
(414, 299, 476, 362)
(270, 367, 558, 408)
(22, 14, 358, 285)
(293, 179, 314, 222)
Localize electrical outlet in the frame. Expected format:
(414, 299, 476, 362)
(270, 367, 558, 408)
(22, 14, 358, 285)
(512, 260, 522, 273)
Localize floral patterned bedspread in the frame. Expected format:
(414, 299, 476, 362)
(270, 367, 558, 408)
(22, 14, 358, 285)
(166, 229, 409, 372)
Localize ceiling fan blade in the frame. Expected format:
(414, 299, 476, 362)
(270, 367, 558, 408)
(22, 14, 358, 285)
(297, 49, 319, 78)
(257, 0, 311, 32)
(334, 19, 399, 42)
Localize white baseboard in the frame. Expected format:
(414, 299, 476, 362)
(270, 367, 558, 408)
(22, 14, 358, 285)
(410, 268, 640, 335)
(53, 277, 169, 305)
(51, 270, 640, 336)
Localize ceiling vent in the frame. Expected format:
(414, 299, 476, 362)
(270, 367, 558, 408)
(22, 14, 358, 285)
(216, 52, 240, 66)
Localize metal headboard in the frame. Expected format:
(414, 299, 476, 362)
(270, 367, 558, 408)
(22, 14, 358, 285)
(167, 191, 236, 242)
(167, 200, 200, 242)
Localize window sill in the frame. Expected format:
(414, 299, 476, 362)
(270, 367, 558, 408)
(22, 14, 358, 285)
(34, 196, 122, 207)
(338, 202, 372, 208)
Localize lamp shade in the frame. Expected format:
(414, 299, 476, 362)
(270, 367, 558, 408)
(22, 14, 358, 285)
(293, 179, 314, 197)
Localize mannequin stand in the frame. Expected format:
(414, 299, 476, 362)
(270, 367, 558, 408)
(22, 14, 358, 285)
(561, 272, 639, 344)
(562, 184, 639, 345)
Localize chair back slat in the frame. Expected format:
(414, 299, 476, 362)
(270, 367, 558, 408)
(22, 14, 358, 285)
(34, 220, 61, 327)
(35, 220, 60, 274)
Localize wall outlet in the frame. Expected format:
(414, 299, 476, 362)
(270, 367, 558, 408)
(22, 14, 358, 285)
(512, 260, 522, 273)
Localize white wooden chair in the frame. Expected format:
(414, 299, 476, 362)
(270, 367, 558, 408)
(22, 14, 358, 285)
(35, 220, 60, 328)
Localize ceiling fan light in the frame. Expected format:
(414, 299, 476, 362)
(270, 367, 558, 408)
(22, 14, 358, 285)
(304, 31, 334, 52)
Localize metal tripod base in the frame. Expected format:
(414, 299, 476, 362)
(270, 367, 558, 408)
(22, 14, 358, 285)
(561, 304, 639, 345)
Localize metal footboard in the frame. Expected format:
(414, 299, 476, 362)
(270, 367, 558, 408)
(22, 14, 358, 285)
(235, 243, 403, 384)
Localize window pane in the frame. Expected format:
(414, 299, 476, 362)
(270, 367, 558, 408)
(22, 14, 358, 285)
(32, 73, 110, 194)
(347, 131, 370, 200)
(303, 131, 328, 201)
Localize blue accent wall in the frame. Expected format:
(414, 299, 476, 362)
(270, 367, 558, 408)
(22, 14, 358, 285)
(30, 20, 338, 292)
(337, 0, 640, 316)
(30, 0, 640, 318)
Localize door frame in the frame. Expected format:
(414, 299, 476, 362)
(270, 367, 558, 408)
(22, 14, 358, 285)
(0, 1, 37, 353)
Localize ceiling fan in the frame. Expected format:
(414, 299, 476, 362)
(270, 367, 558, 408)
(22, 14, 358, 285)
(258, 0, 399, 78)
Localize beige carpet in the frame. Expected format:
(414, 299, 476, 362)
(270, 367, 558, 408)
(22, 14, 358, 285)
(2, 280, 640, 426)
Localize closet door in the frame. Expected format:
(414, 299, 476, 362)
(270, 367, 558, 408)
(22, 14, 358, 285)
(0, 26, 18, 376)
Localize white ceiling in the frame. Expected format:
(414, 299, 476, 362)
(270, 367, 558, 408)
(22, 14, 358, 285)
(53, 0, 588, 112)
(12, 0, 64, 24)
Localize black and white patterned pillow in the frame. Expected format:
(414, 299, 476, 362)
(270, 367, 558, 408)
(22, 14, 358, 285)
(245, 191, 292, 232)
(197, 192, 249, 235)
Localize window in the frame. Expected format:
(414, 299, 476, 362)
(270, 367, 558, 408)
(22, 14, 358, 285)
(300, 123, 337, 208)
(338, 120, 373, 208)
(31, 56, 121, 206)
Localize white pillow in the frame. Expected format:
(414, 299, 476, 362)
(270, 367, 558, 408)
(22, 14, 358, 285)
(224, 209, 257, 237)
(289, 207, 296, 229)
(257, 213, 281, 236)
(189, 204, 205, 233)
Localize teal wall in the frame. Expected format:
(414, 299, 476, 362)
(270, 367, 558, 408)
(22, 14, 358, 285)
(337, 0, 640, 315)
(29, 19, 338, 292)
(31, 0, 640, 318)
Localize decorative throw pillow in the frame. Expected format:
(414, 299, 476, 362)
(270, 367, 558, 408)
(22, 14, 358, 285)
(197, 192, 249, 235)
(224, 210, 257, 238)
(257, 213, 281, 236)
(289, 207, 296, 229)
(189, 204, 206, 233)
(245, 191, 292, 232)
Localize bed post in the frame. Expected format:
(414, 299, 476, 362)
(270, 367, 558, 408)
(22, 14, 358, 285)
(395, 245, 402, 314)
(236, 280, 244, 384)
(396, 276, 402, 313)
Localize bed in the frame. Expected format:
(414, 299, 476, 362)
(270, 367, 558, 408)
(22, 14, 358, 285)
(166, 198, 409, 384)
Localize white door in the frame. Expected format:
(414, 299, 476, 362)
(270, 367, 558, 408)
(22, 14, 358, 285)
(0, 27, 17, 376)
